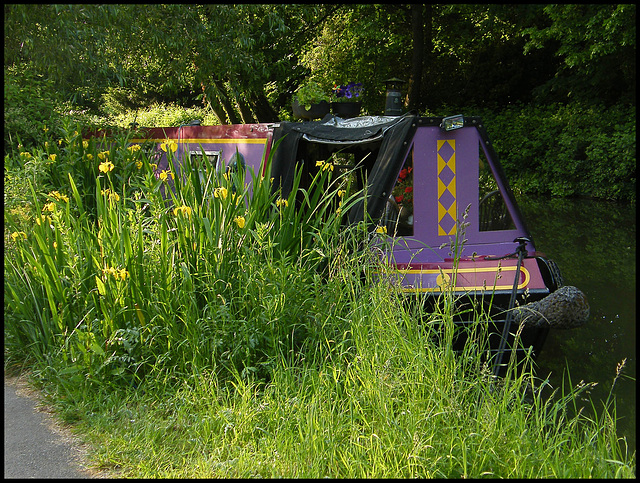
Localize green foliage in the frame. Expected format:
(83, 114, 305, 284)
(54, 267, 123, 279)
(523, 4, 636, 105)
(57, 305, 635, 478)
(4, 121, 635, 478)
(107, 102, 221, 128)
(4, 63, 113, 158)
(4, 4, 635, 122)
(4, 123, 363, 384)
(299, 5, 402, 115)
(293, 80, 330, 110)
(4, 65, 62, 154)
(4, 5, 127, 107)
(474, 102, 636, 202)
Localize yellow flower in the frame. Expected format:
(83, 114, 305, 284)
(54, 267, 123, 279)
(101, 188, 120, 203)
(99, 161, 115, 173)
(375, 225, 387, 234)
(234, 216, 246, 229)
(315, 159, 333, 171)
(98, 151, 109, 160)
(43, 202, 56, 213)
(43, 125, 49, 132)
(83, 140, 89, 149)
(160, 139, 178, 153)
(127, 144, 141, 152)
(36, 214, 52, 226)
(11, 232, 27, 242)
(231, 193, 243, 206)
(214, 187, 228, 200)
(276, 198, 288, 208)
(173, 205, 192, 217)
(159, 170, 168, 182)
(49, 191, 69, 203)
(20, 152, 32, 159)
(135, 161, 143, 169)
(337, 189, 346, 198)
(85, 153, 93, 161)
(103, 266, 129, 281)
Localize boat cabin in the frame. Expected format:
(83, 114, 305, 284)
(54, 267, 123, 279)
(128, 113, 587, 374)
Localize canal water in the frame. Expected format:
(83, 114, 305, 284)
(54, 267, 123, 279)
(518, 196, 636, 455)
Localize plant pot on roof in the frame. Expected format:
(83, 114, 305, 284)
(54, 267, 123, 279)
(331, 82, 363, 118)
(292, 80, 331, 120)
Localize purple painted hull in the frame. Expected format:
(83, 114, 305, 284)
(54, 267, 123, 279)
(116, 114, 582, 372)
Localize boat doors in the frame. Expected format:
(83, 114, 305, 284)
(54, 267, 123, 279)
(383, 116, 535, 264)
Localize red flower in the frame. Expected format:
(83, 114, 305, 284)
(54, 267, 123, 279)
(395, 195, 404, 203)
(398, 169, 407, 180)
(404, 186, 413, 193)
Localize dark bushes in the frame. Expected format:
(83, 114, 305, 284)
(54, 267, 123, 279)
(476, 102, 635, 203)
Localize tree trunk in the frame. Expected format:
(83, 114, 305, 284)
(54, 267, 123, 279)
(207, 101, 228, 126)
(407, 4, 424, 112)
(422, 4, 433, 110)
(251, 90, 279, 123)
(214, 80, 242, 125)
(200, 82, 227, 125)
(236, 93, 256, 124)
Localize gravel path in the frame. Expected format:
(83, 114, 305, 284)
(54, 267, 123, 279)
(4, 374, 96, 479)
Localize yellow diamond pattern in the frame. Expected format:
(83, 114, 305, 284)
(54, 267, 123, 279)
(437, 140, 456, 236)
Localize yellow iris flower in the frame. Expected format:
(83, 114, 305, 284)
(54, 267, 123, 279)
(214, 187, 228, 200)
(234, 216, 246, 229)
(99, 161, 115, 173)
(160, 139, 178, 153)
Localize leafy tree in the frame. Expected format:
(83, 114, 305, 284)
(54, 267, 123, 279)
(523, 4, 636, 105)
(4, 5, 338, 123)
(299, 5, 409, 114)
(4, 4, 635, 124)
(4, 5, 127, 108)
(299, 4, 560, 113)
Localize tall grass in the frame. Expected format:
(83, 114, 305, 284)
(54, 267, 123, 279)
(4, 122, 635, 478)
(4, 121, 363, 383)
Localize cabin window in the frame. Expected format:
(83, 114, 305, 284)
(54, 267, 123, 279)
(189, 150, 222, 169)
(188, 149, 222, 187)
(385, 147, 414, 236)
(478, 149, 515, 231)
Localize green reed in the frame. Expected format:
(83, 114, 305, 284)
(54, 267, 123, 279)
(4, 123, 635, 478)
(4, 123, 363, 384)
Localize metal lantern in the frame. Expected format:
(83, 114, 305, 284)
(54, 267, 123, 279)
(384, 77, 406, 116)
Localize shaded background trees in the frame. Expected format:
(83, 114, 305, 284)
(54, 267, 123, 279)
(4, 4, 635, 200)
(6, 4, 635, 117)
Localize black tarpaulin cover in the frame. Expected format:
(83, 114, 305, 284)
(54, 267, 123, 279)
(270, 113, 417, 225)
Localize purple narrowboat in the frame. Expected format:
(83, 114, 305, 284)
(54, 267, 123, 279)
(130, 113, 590, 375)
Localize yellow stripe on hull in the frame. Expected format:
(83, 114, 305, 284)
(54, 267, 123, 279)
(394, 265, 531, 293)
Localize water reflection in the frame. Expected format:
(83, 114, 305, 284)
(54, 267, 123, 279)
(518, 196, 636, 454)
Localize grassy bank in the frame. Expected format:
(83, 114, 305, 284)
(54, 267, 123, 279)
(4, 122, 635, 478)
